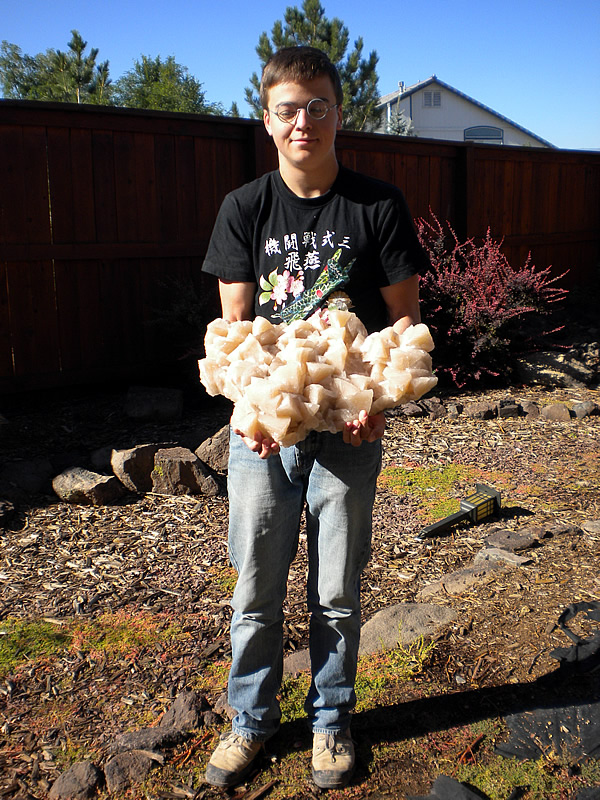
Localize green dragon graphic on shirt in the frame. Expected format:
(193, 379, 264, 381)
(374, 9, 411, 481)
(278, 249, 355, 323)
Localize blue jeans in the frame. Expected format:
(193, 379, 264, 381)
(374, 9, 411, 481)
(226, 427, 382, 742)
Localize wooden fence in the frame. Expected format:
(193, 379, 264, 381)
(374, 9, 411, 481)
(1, 100, 599, 394)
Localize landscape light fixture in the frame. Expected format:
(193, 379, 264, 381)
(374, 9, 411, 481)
(418, 484, 502, 538)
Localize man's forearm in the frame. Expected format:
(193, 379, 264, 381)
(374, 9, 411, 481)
(218, 280, 256, 322)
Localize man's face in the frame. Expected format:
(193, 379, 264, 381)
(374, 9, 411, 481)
(263, 76, 342, 174)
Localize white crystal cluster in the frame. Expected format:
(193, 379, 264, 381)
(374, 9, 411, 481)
(198, 309, 437, 448)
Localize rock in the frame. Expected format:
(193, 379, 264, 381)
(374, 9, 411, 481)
(195, 424, 230, 473)
(474, 547, 532, 567)
(428, 404, 447, 420)
(483, 528, 539, 551)
(358, 603, 458, 655)
(420, 397, 443, 412)
(543, 521, 582, 537)
(125, 386, 183, 421)
(283, 648, 311, 675)
(515, 350, 594, 388)
(109, 726, 184, 754)
(104, 750, 161, 794)
(152, 447, 220, 496)
(464, 401, 497, 420)
(0, 458, 53, 494)
(203, 709, 221, 726)
(542, 403, 572, 422)
(49, 761, 103, 800)
(573, 400, 600, 418)
(52, 467, 126, 505)
(446, 402, 463, 418)
(520, 400, 540, 419)
(214, 691, 236, 721)
(160, 690, 208, 731)
(410, 774, 484, 800)
(581, 519, 600, 538)
(401, 401, 426, 417)
(497, 398, 520, 418)
(417, 564, 502, 600)
(111, 444, 162, 493)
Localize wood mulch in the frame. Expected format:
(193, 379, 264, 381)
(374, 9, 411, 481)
(0, 383, 599, 797)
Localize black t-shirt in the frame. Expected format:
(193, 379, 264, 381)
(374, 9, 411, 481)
(202, 164, 429, 332)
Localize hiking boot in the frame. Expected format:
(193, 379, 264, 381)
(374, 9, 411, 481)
(312, 729, 355, 789)
(205, 731, 262, 788)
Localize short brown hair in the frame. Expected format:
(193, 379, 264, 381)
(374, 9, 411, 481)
(259, 46, 343, 109)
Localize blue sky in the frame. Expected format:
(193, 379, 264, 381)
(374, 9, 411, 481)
(3, 0, 599, 150)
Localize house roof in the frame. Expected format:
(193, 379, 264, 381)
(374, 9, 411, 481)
(377, 75, 555, 148)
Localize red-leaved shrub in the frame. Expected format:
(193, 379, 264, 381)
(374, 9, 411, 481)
(417, 213, 568, 388)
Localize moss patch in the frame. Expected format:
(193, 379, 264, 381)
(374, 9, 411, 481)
(0, 619, 71, 677)
(0, 610, 185, 678)
(379, 463, 478, 523)
(70, 610, 183, 659)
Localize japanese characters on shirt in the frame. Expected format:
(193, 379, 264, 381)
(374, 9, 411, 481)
(259, 226, 353, 322)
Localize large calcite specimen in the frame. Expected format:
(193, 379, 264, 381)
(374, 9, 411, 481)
(198, 309, 437, 448)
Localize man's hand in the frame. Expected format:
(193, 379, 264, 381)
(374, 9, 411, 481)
(232, 427, 280, 459)
(343, 410, 386, 447)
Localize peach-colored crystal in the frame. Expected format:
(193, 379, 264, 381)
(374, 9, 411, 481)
(198, 310, 437, 447)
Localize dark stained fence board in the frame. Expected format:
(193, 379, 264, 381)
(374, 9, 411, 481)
(134, 132, 159, 243)
(194, 137, 222, 245)
(113, 130, 140, 242)
(5, 260, 60, 376)
(47, 126, 75, 243)
(68, 128, 97, 243)
(91, 129, 118, 243)
(154, 134, 178, 243)
(175, 135, 198, 243)
(54, 259, 84, 372)
(0, 262, 13, 378)
(20, 126, 52, 245)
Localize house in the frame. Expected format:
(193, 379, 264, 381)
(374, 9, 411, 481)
(376, 75, 554, 148)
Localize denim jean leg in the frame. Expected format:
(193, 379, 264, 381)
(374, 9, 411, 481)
(227, 431, 305, 741)
(303, 433, 382, 733)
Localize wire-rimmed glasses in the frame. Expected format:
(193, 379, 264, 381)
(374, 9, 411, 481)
(270, 98, 339, 124)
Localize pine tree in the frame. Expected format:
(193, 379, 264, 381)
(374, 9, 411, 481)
(244, 0, 380, 131)
(0, 30, 110, 103)
(113, 55, 221, 114)
(387, 104, 415, 137)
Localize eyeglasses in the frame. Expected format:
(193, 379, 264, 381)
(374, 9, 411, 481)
(270, 98, 339, 124)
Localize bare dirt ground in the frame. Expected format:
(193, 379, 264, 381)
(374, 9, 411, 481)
(1, 381, 599, 799)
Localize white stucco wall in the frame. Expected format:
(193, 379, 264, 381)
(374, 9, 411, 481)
(379, 83, 549, 148)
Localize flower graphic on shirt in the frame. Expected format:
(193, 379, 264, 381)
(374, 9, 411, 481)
(272, 270, 291, 305)
(259, 267, 306, 308)
(289, 275, 304, 297)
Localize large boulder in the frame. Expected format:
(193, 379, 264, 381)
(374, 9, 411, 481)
(195, 424, 230, 473)
(358, 603, 457, 655)
(111, 444, 163, 493)
(49, 761, 103, 799)
(52, 467, 126, 505)
(152, 447, 220, 496)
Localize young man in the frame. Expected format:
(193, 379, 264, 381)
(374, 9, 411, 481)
(202, 47, 429, 789)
